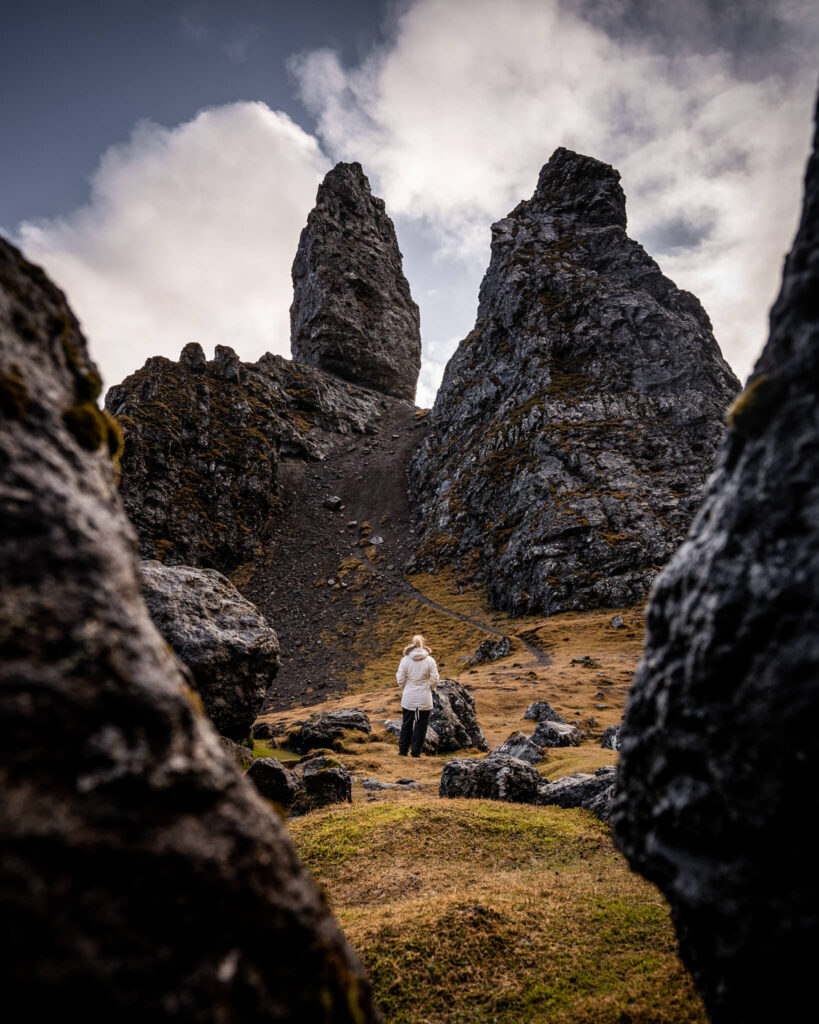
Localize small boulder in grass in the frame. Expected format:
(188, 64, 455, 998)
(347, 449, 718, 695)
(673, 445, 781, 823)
(491, 731, 547, 765)
(532, 720, 582, 747)
(246, 757, 303, 807)
(301, 756, 352, 807)
(601, 724, 622, 750)
(523, 701, 566, 724)
(288, 708, 371, 753)
(439, 753, 542, 803)
(538, 766, 617, 821)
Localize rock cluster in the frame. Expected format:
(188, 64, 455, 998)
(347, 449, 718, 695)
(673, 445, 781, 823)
(291, 161, 421, 402)
(247, 754, 352, 813)
(613, 100, 819, 1023)
(140, 560, 279, 740)
(410, 147, 740, 615)
(0, 238, 378, 1021)
(521, 700, 581, 746)
(105, 346, 389, 570)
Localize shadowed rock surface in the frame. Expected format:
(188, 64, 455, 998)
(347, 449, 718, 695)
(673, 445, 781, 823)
(141, 560, 279, 741)
(302, 755, 353, 807)
(613, 98, 819, 1023)
(246, 756, 303, 806)
(539, 767, 616, 821)
(288, 708, 372, 754)
(532, 719, 582, 747)
(291, 161, 421, 402)
(440, 753, 542, 803)
(0, 238, 379, 1023)
(600, 723, 622, 750)
(106, 346, 389, 570)
(410, 147, 740, 615)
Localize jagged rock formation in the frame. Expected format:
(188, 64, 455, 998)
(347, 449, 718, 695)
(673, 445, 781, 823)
(466, 635, 512, 665)
(539, 767, 616, 821)
(524, 700, 567, 724)
(141, 560, 279, 740)
(612, 101, 819, 1023)
(440, 753, 542, 803)
(410, 147, 740, 615)
(106, 345, 388, 569)
(600, 723, 622, 750)
(0, 238, 379, 1022)
(291, 161, 421, 401)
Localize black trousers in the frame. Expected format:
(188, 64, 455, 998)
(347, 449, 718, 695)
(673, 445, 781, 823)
(398, 708, 431, 756)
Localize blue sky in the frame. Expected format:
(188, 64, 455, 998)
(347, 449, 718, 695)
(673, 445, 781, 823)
(3, 1, 818, 405)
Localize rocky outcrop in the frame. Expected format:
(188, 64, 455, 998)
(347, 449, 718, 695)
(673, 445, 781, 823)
(291, 161, 421, 402)
(0, 238, 379, 1021)
(612, 99, 819, 1024)
(105, 346, 388, 570)
(288, 708, 371, 754)
(524, 700, 566, 724)
(140, 560, 278, 740)
(532, 720, 582, 747)
(440, 753, 542, 803)
(539, 767, 616, 821)
(410, 147, 740, 615)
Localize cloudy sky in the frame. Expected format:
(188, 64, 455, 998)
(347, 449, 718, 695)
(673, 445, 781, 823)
(3, 1, 818, 405)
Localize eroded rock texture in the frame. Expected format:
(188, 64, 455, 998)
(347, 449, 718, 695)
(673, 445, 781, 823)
(291, 161, 421, 401)
(106, 346, 388, 569)
(411, 147, 739, 614)
(613, 101, 819, 1023)
(140, 560, 279, 741)
(0, 238, 379, 1023)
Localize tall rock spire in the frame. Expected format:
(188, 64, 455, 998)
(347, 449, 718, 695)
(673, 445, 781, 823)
(290, 161, 421, 402)
(410, 147, 740, 615)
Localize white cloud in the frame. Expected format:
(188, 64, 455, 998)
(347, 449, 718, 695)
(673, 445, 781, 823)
(17, 102, 329, 389)
(292, 0, 819, 387)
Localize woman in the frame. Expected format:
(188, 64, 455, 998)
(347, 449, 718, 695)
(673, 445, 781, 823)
(396, 634, 440, 757)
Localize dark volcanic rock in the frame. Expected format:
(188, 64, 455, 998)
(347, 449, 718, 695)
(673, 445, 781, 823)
(291, 161, 421, 402)
(219, 735, 253, 769)
(105, 347, 388, 570)
(532, 719, 582, 748)
(539, 766, 616, 821)
(430, 678, 488, 752)
(410, 147, 740, 615)
(440, 753, 542, 803)
(466, 635, 512, 665)
(246, 757, 303, 807)
(140, 560, 278, 741)
(613, 101, 819, 1023)
(301, 756, 353, 807)
(523, 700, 566, 724)
(600, 724, 622, 750)
(288, 708, 371, 754)
(491, 731, 546, 765)
(0, 238, 378, 1021)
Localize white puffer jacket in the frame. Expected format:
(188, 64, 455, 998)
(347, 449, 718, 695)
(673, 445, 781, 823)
(396, 647, 440, 710)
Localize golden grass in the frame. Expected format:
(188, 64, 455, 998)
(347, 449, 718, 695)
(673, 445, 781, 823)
(290, 800, 705, 1024)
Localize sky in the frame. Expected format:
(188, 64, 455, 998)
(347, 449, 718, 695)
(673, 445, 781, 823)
(3, 0, 818, 407)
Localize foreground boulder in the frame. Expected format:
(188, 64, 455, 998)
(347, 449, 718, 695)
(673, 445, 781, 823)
(141, 560, 278, 740)
(291, 161, 421, 402)
(491, 731, 547, 765)
(539, 767, 616, 821)
(288, 708, 371, 754)
(440, 753, 542, 803)
(613, 99, 819, 1023)
(0, 238, 379, 1022)
(410, 147, 740, 614)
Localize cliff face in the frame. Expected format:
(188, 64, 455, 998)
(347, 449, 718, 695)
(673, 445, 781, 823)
(0, 237, 379, 1022)
(410, 147, 740, 615)
(613, 99, 819, 1022)
(291, 161, 421, 402)
(106, 343, 389, 570)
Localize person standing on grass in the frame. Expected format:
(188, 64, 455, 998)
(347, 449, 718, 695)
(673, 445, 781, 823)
(396, 633, 440, 757)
